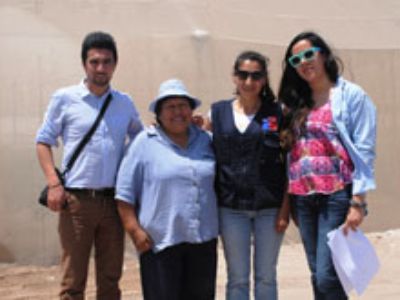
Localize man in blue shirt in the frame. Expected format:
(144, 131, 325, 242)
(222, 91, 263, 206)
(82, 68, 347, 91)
(36, 31, 143, 300)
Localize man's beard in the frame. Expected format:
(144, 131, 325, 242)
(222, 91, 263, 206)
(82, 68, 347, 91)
(91, 73, 111, 87)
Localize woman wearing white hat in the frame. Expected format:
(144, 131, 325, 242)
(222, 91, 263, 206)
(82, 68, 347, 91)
(115, 79, 218, 300)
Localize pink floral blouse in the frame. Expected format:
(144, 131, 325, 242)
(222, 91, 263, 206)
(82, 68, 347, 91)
(288, 100, 354, 195)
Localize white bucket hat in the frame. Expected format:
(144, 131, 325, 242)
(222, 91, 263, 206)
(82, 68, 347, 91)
(149, 79, 201, 113)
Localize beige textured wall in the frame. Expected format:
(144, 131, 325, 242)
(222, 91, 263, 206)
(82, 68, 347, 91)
(0, 0, 399, 264)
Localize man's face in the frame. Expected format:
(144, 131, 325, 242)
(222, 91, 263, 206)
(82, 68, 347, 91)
(83, 48, 116, 88)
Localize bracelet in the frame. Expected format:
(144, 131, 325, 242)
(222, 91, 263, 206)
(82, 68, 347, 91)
(48, 182, 62, 189)
(349, 199, 368, 216)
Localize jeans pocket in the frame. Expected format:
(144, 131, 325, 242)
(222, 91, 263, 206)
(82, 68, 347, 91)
(323, 189, 351, 223)
(329, 188, 351, 205)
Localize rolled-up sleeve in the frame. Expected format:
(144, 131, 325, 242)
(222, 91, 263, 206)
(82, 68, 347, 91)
(346, 87, 377, 194)
(127, 101, 144, 141)
(332, 79, 377, 195)
(36, 91, 66, 147)
(115, 133, 145, 205)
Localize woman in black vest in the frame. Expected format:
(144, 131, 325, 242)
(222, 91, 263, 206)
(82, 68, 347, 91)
(204, 51, 290, 300)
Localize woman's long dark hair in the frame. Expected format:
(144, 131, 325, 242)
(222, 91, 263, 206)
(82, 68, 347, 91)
(278, 31, 341, 150)
(233, 50, 275, 104)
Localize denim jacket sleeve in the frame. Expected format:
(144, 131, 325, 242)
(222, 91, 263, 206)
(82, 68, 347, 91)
(331, 78, 377, 195)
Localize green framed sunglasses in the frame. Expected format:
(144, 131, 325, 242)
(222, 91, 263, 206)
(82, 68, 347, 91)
(288, 47, 321, 68)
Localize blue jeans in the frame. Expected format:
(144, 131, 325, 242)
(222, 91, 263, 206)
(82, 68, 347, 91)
(219, 207, 283, 300)
(293, 188, 350, 300)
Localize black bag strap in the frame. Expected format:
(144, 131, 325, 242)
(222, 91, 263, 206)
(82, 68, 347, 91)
(62, 93, 113, 175)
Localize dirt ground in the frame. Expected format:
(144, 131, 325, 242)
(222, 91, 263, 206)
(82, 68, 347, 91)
(0, 229, 399, 299)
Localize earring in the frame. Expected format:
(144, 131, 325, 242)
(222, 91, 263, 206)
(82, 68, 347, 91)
(262, 86, 267, 97)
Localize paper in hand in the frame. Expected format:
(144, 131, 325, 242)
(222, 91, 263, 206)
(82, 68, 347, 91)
(327, 227, 380, 296)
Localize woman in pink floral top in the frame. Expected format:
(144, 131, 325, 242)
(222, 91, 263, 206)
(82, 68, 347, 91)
(278, 32, 376, 300)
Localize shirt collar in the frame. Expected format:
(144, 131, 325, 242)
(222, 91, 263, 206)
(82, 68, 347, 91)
(78, 79, 113, 101)
(147, 124, 199, 149)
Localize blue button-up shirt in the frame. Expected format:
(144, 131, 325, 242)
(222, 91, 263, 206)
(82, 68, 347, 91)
(331, 77, 376, 195)
(36, 81, 143, 188)
(116, 125, 218, 253)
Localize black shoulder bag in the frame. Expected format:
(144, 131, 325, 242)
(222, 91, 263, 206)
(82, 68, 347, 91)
(38, 93, 113, 206)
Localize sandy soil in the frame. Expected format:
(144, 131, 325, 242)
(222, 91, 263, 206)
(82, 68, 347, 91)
(0, 229, 399, 299)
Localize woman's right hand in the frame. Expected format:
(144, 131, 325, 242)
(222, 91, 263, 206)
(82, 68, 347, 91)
(192, 113, 205, 128)
(132, 227, 153, 254)
(117, 200, 153, 254)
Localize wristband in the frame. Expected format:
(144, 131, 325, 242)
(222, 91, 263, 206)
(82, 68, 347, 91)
(349, 199, 368, 216)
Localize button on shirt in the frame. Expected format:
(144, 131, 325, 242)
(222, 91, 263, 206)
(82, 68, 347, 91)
(116, 125, 218, 253)
(36, 81, 143, 188)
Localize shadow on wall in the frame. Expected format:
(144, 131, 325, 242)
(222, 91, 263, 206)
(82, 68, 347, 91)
(0, 243, 15, 263)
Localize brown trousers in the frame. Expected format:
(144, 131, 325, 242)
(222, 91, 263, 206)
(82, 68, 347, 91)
(58, 191, 124, 300)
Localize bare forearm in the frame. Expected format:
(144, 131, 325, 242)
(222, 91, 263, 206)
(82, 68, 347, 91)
(117, 200, 153, 252)
(275, 191, 290, 233)
(203, 116, 212, 131)
(352, 193, 366, 203)
(117, 200, 142, 237)
(36, 142, 60, 186)
(37, 142, 66, 211)
(280, 192, 291, 217)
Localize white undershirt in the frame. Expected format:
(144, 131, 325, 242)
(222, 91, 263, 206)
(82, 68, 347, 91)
(232, 102, 255, 133)
(207, 102, 255, 134)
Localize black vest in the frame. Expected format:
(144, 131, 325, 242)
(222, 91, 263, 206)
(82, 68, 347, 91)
(211, 99, 286, 210)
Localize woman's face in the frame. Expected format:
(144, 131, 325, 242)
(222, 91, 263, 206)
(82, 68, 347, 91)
(290, 39, 326, 85)
(158, 97, 193, 137)
(233, 59, 266, 99)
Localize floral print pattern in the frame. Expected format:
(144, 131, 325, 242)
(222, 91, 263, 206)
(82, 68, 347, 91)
(288, 100, 353, 195)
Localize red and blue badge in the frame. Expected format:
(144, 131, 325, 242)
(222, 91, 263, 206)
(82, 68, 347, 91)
(261, 116, 278, 133)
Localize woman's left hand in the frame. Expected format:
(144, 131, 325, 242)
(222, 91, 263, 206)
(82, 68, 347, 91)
(275, 214, 289, 233)
(342, 195, 366, 235)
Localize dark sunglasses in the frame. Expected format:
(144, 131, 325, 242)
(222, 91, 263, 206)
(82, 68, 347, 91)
(235, 70, 266, 81)
(288, 47, 321, 68)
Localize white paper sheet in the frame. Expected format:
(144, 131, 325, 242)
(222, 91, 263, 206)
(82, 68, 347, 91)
(327, 227, 380, 296)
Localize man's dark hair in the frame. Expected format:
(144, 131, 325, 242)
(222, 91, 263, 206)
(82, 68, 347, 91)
(81, 31, 118, 64)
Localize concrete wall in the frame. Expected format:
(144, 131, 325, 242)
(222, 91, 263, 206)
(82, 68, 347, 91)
(0, 0, 399, 264)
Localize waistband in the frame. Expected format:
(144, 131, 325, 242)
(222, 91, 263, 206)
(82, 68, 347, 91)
(66, 188, 115, 198)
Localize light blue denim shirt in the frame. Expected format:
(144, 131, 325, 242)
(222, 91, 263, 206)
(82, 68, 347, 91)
(331, 77, 377, 195)
(36, 81, 143, 188)
(115, 124, 218, 253)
